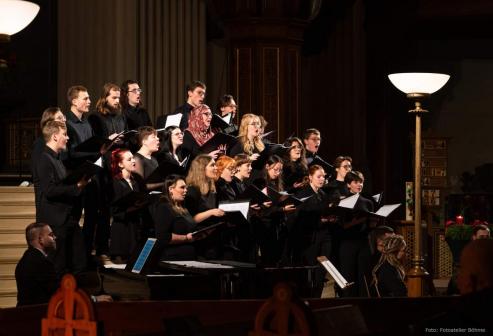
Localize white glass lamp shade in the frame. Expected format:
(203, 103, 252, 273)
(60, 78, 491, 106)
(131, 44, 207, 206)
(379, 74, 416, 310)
(0, 0, 40, 36)
(388, 73, 450, 95)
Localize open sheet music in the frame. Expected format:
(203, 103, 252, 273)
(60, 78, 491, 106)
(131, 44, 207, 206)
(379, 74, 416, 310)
(373, 203, 401, 217)
(317, 256, 353, 289)
(219, 200, 250, 219)
(164, 113, 183, 128)
(338, 193, 360, 209)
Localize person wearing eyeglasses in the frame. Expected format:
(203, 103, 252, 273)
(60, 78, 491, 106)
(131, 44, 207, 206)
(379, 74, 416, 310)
(182, 104, 222, 160)
(156, 80, 207, 131)
(303, 129, 321, 165)
(324, 155, 353, 202)
(120, 80, 152, 131)
(282, 137, 309, 193)
(229, 114, 265, 161)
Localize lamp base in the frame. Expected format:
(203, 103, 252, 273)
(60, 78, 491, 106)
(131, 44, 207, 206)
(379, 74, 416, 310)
(407, 258, 429, 297)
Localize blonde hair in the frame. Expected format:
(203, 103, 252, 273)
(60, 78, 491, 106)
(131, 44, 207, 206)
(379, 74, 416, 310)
(371, 234, 407, 288)
(186, 154, 216, 195)
(238, 114, 265, 155)
(42, 120, 66, 142)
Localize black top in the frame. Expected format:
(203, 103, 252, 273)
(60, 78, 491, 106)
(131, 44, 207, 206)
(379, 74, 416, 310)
(34, 146, 81, 228)
(151, 201, 196, 260)
(88, 111, 127, 138)
(230, 176, 247, 196)
(282, 161, 308, 193)
(156, 103, 193, 130)
(324, 179, 349, 203)
(123, 105, 152, 130)
(31, 137, 46, 210)
(134, 152, 159, 180)
(216, 177, 237, 202)
(374, 261, 407, 297)
(15, 247, 58, 306)
(65, 111, 97, 169)
(184, 185, 217, 217)
(340, 194, 374, 239)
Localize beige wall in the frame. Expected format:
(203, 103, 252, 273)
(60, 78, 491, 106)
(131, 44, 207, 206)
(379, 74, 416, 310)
(57, 0, 206, 123)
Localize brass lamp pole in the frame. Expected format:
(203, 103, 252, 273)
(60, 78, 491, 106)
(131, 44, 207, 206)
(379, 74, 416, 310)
(388, 73, 450, 297)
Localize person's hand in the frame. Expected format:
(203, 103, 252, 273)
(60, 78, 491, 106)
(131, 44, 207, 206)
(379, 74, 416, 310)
(250, 204, 261, 211)
(217, 144, 227, 154)
(209, 149, 221, 159)
(109, 133, 123, 144)
(77, 175, 90, 189)
(250, 153, 260, 161)
(282, 204, 296, 213)
(293, 182, 304, 189)
(209, 208, 225, 217)
(262, 201, 272, 208)
(95, 294, 113, 302)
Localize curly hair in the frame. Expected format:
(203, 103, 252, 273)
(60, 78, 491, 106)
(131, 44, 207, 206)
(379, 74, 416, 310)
(371, 234, 406, 288)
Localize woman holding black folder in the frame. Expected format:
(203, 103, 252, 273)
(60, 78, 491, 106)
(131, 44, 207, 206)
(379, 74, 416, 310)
(185, 155, 225, 259)
(156, 126, 189, 168)
(150, 175, 198, 260)
(109, 148, 144, 263)
(182, 104, 222, 160)
(290, 164, 331, 297)
(282, 137, 308, 193)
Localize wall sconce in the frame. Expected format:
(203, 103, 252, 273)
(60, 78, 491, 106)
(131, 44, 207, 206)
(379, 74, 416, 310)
(0, 0, 40, 42)
(388, 72, 450, 297)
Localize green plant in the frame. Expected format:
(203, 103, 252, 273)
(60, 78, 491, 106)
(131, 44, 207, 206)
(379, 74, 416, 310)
(445, 224, 473, 240)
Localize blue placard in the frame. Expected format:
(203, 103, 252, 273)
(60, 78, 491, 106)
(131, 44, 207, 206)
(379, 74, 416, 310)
(131, 238, 157, 273)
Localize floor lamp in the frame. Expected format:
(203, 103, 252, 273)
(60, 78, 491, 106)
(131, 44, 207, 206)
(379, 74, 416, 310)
(388, 72, 450, 297)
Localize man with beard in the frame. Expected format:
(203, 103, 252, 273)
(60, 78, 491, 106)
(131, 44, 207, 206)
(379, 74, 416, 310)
(15, 222, 112, 306)
(89, 83, 127, 140)
(156, 80, 206, 130)
(88, 83, 128, 264)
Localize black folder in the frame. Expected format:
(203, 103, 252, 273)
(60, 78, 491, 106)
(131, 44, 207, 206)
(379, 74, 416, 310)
(238, 184, 271, 205)
(199, 132, 238, 154)
(252, 143, 291, 170)
(309, 155, 334, 175)
(146, 161, 187, 184)
(211, 114, 231, 131)
(62, 160, 104, 184)
(266, 187, 313, 207)
(73, 136, 112, 153)
(191, 222, 225, 238)
(218, 200, 250, 226)
(112, 191, 152, 212)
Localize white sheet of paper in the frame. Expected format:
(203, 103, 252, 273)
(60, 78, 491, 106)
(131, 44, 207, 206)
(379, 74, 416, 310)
(104, 264, 127, 269)
(219, 200, 250, 219)
(165, 113, 183, 128)
(373, 203, 401, 217)
(318, 258, 350, 289)
(372, 193, 382, 202)
(165, 261, 234, 269)
(221, 113, 232, 124)
(339, 193, 360, 209)
(94, 157, 103, 167)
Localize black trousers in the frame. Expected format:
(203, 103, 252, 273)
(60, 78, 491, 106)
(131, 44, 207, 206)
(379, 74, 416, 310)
(49, 217, 87, 275)
(338, 238, 371, 297)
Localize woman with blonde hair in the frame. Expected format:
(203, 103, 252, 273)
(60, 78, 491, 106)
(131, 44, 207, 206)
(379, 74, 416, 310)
(229, 113, 265, 160)
(185, 154, 225, 258)
(371, 234, 407, 297)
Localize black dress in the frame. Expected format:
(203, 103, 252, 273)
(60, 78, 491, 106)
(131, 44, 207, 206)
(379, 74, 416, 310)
(134, 152, 159, 181)
(374, 261, 407, 297)
(110, 177, 143, 259)
(151, 201, 196, 260)
(282, 160, 308, 193)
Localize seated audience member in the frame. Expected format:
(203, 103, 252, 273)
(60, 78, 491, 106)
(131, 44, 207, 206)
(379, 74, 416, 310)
(229, 114, 265, 160)
(134, 126, 160, 190)
(371, 234, 407, 297)
(182, 104, 221, 159)
(282, 137, 308, 193)
(150, 175, 199, 260)
(156, 125, 189, 168)
(15, 222, 111, 306)
(472, 224, 491, 240)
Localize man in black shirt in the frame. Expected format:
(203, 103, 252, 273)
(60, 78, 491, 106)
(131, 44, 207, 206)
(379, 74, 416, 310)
(303, 128, 321, 165)
(121, 79, 152, 130)
(33, 121, 89, 274)
(156, 80, 206, 130)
